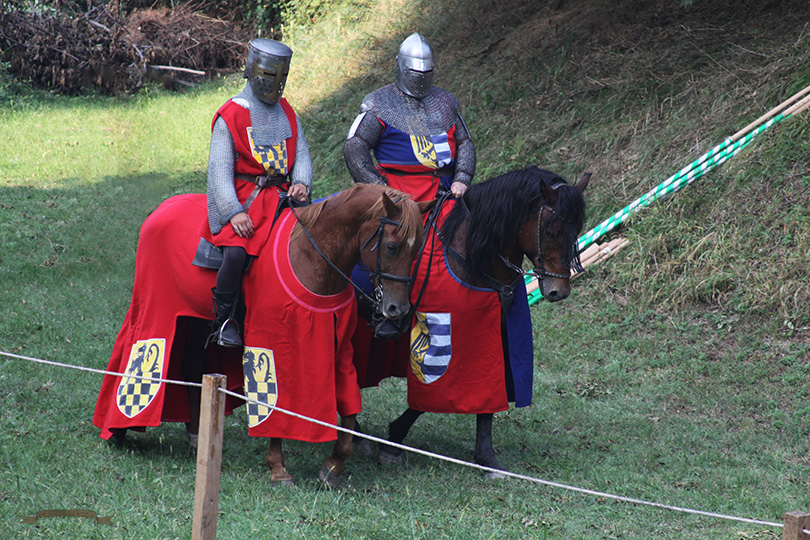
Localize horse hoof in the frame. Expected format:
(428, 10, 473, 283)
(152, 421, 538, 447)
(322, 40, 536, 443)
(185, 428, 199, 455)
(355, 437, 375, 457)
(377, 445, 404, 465)
(318, 464, 343, 488)
(270, 477, 296, 488)
(476, 456, 507, 479)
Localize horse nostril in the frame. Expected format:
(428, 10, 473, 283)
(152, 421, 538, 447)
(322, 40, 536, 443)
(386, 304, 402, 318)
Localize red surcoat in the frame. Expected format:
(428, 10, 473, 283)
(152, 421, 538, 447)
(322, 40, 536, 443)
(201, 98, 298, 255)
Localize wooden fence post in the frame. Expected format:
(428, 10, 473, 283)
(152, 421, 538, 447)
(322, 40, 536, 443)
(191, 374, 227, 540)
(782, 511, 810, 540)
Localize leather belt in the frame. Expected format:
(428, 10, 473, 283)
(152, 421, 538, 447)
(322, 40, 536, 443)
(380, 166, 454, 178)
(237, 173, 287, 212)
(235, 173, 287, 188)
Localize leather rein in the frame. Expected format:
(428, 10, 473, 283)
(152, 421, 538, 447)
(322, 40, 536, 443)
(446, 194, 569, 307)
(286, 195, 414, 312)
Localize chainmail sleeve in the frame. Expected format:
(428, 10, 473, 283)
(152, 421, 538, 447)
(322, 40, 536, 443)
(207, 116, 243, 235)
(453, 112, 476, 186)
(343, 110, 386, 185)
(290, 115, 312, 192)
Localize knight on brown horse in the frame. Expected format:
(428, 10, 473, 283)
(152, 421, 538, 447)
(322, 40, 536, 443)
(93, 184, 434, 487)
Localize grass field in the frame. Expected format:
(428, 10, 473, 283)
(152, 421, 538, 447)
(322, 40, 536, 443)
(2, 0, 809, 538)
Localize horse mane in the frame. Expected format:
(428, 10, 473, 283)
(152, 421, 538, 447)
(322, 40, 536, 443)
(441, 165, 586, 283)
(291, 184, 422, 244)
(362, 185, 423, 242)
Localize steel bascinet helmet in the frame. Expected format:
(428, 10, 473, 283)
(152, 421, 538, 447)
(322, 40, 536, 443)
(395, 33, 434, 99)
(244, 38, 293, 105)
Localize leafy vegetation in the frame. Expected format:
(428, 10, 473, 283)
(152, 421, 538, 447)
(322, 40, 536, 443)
(1, 0, 809, 538)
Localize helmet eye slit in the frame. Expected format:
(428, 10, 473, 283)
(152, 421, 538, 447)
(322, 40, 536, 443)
(396, 33, 435, 98)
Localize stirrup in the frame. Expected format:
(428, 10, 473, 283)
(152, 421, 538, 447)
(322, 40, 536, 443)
(206, 318, 243, 348)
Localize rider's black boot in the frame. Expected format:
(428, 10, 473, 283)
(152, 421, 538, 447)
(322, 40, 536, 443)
(208, 287, 243, 348)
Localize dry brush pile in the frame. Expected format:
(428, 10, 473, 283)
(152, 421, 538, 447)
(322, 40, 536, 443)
(0, 3, 252, 95)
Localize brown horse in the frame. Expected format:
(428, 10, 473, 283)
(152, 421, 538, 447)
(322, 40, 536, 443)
(93, 184, 433, 487)
(353, 166, 589, 477)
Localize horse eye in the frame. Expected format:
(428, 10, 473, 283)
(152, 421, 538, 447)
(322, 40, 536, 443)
(545, 225, 561, 238)
(385, 242, 401, 255)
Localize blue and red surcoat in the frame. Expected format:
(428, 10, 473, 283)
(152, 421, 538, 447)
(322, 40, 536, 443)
(372, 120, 458, 202)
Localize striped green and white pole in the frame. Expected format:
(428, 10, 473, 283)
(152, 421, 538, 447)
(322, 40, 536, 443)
(526, 86, 810, 305)
(576, 86, 810, 251)
(575, 118, 776, 252)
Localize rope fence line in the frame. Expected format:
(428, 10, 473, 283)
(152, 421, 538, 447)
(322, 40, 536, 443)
(219, 388, 786, 529)
(0, 349, 202, 388)
(3, 348, 797, 533)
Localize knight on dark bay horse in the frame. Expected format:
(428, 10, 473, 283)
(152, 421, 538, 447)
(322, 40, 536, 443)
(352, 166, 589, 477)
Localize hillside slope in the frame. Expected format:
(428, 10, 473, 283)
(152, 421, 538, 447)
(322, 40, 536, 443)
(291, 0, 810, 342)
(285, 4, 810, 532)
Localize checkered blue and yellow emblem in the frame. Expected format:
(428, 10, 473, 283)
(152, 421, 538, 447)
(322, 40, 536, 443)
(247, 127, 288, 176)
(242, 346, 277, 428)
(117, 338, 165, 418)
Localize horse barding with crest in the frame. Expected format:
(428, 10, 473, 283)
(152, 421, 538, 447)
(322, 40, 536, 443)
(351, 166, 589, 477)
(93, 183, 434, 487)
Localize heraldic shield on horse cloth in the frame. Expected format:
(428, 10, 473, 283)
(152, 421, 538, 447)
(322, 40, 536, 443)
(116, 338, 166, 418)
(93, 192, 362, 444)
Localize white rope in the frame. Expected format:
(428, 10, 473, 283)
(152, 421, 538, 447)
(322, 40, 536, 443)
(0, 349, 789, 530)
(0, 350, 202, 388)
(220, 387, 785, 530)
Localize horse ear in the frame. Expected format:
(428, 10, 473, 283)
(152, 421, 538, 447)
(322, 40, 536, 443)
(542, 181, 559, 204)
(417, 199, 437, 215)
(381, 192, 402, 219)
(574, 172, 592, 193)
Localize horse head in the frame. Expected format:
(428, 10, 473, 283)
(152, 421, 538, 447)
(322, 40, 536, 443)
(521, 171, 589, 302)
(442, 166, 588, 303)
(358, 188, 434, 320)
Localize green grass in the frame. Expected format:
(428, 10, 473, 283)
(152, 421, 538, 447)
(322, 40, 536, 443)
(2, 0, 810, 538)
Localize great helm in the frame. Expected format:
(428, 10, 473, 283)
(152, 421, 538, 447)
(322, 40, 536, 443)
(395, 33, 434, 99)
(244, 38, 293, 105)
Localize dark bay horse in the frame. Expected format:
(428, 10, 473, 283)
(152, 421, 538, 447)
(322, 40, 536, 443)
(93, 184, 433, 487)
(353, 166, 589, 477)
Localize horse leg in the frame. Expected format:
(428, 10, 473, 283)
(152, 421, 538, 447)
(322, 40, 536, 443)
(181, 318, 208, 454)
(109, 428, 128, 444)
(266, 438, 295, 487)
(352, 417, 375, 456)
(474, 413, 507, 479)
(378, 407, 424, 465)
(319, 414, 356, 488)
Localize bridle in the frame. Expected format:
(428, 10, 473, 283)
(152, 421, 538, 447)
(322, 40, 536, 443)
(498, 201, 571, 281)
(357, 213, 415, 308)
(288, 200, 414, 312)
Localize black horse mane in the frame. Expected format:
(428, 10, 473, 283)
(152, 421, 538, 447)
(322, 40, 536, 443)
(440, 165, 586, 284)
